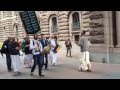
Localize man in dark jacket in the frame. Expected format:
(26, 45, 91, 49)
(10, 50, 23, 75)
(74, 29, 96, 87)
(65, 38, 72, 57)
(40, 34, 49, 70)
(1, 37, 12, 72)
(9, 37, 21, 76)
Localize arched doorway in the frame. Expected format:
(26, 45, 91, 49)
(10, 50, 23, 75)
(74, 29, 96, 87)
(69, 11, 82, 43)
(49, 15, 59, 39)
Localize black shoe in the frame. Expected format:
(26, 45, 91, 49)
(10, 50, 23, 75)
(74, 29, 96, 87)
(13, 72, 19, 76)
(30, 72, 33, 76)
(39, 74, 45, 77)
(8, 70, 12, 72)
(17, 72, 22, 74)
(86, 69, 91, 72)
(45, 67, 48, 70)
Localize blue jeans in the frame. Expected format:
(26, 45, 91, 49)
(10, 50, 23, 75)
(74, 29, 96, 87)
(31, 54, 44, 75)
(6, 54, 12, 71)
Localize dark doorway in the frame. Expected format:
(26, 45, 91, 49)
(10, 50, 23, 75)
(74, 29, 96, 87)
(74, 35, 79, 44)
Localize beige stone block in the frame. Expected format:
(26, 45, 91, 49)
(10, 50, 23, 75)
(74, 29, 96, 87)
(83, 23, 89, 26)
(103, 18, 110, 27)
(58, 22, 68, 26)
(82, 19, 90, 23)
(103, 11, 110, 18)
(104, 26, 111, 35)
(108, 17, 113, 27)
(104, 34, 111, 44)
(59, 26, 69, 29)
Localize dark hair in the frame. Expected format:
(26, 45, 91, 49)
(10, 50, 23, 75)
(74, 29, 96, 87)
(54, 36, 57, 40)
(41, 33, 44, 35)
(81, 31, 86, 36)
(34, 34, 38, 39)
(46, 37, 49, 39)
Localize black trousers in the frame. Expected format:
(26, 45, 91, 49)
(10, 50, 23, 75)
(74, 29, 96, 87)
(66, 47, 71, 56)
(6, 54, 12, 71)
(43, 54, 48, 69)
(31, 54, 44, 75)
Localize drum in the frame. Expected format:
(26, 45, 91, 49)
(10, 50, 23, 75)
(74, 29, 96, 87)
(41, 45, 51, 55)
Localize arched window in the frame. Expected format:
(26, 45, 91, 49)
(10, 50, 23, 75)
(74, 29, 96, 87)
(15, 25, 18, 37)
(72, 12, 80, 30)
(52, 17, 58, 33)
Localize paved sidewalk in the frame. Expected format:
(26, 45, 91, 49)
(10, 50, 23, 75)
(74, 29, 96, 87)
(0, 50, 120, 79)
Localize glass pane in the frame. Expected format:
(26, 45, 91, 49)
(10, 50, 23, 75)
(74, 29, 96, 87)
(72, 12, 80, 30)
(52, 17, 57, 26)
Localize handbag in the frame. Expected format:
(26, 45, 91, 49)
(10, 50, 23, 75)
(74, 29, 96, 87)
(53, 45, 60, 53)
(52, 39, 60, 53)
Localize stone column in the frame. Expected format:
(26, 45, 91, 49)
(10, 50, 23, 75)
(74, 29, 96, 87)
(116, 11, 120, 47)
(103, 11, 114, 47)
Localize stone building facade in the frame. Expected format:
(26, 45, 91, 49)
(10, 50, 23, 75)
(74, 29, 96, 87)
(0, 11, 26, 42)
(0, 11, 120, 64)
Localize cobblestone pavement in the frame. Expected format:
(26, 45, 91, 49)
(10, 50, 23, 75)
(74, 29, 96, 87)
(0, 50, 120, 79)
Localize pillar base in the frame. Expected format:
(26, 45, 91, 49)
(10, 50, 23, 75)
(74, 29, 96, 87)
(116, 44, 120, 48)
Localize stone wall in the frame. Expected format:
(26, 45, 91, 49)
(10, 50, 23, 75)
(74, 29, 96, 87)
(0, 11, 25, 42)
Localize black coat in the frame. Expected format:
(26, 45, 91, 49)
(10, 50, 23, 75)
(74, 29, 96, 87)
(9, 41, 20, 55)
(40, 39, 49, 48)
(1, 40, 11, 54)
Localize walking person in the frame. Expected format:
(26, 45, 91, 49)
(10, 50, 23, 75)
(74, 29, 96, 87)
(30, 34, 44, 77)
(49, 35, 58, 66)
(40, 34, 49, 70)
(1, 36, 13, 72)
(24, 36, 33, 68)
(21, 38, 25, 54)
(9, 36, 21, 76)
(78, 31, 91, 72)
(17, 38, 22, 56)
(65, 38, 72, 57)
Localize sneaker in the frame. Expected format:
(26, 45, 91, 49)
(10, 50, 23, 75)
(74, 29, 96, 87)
(17, 71, 22, 74)
(39, 74, 45, 77)
(24, 66, 27, 68)
(13, 72, 19, 76)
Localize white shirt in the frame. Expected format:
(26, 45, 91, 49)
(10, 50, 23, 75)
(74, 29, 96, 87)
(30, 39, 43, 55)
(50, 39, 56, 50)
